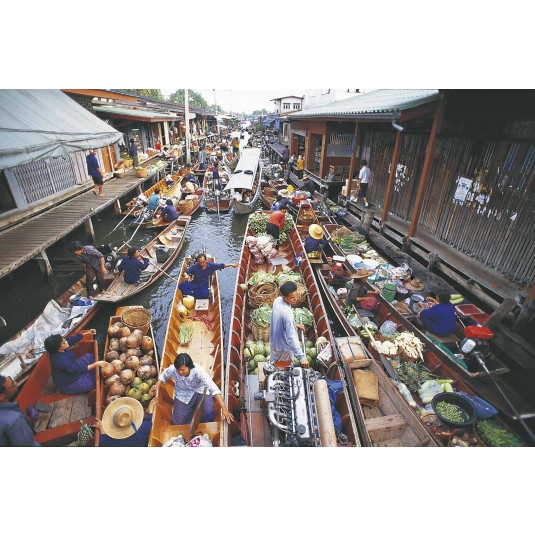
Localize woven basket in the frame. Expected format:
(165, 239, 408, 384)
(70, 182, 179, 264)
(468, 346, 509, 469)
(248, 282, 279, 309)
(178, 200, 193, 213)
(299, 213, 315, 225)
(135, 167, 149, 178)
(252, 323, 270, 342)
(294, 282, 307, 306)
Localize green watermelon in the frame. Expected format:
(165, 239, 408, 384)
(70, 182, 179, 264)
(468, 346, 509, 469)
(305, 341, 314, 349)
(244, 347, 253, 361)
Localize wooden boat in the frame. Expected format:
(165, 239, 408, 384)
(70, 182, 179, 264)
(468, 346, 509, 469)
(15, 331, 101, 446)
(225, 148, 262, 215)
(260, 182, 277, 209)
(144, 188, 204, 229)
(149, 254, 225, 447)
(0, 277, 101, 383)
(99, 306, 160, 419)
(296, 201, 320, 239)
(314, 264, 530, 442)
(203, 171, 231, 213)
(92, 216, 190, 303)
(223, 153, 239, 173)
(322, 223, 511, 381)
(223, 215, 361, 447)
(121, 172, 181, 217)
(333, 336, 437, 447)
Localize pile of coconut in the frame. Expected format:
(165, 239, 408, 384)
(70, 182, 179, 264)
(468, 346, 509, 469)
(100, 321, 158, 406)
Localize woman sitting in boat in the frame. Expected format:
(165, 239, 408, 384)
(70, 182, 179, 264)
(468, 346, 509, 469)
(416, 289, 456, 337)
(212, 162, 223, 190)
(156, 199, 179, 223)
(116, 247, 150, 285)
(154, 353, 234, 425)
(44, 333, 106, 395)
(304, 224, 329, 253)
(146, 188, 161, 211)
(347, 269, 380, 310)
(178, 253, 238, 299)
(270, 195, 289, 211)
(186, 171, 200, 188)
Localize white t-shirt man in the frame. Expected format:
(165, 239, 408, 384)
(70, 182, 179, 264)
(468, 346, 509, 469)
(359, 165, 371, 184)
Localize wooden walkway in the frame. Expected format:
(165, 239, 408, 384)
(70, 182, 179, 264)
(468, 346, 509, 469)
(0, 166, 165, 279)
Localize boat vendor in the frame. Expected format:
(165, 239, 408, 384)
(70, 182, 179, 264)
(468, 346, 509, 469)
(270, 281, 309, 368)
(301, 175, 316, 197)
(0, 374, 40, 446)
(69, 241, 107, 297)
(146, 188, 161, 210)
(304, 224, 329, 253)
(154, 353, 234, 425)
(93, 397, 157, 447)
(186, 170, 200, 187)
(265, 204, 288, 243)
(347, 269, 380, 309)
(155, 199, 179, 223)
(416, 289, 456, 337)
(212, 161, 222, 190)
(270, 195, 289, 211)
(178, 253, 238, 299)
(116, 247, 150, 285)
(44, 332, 106, 395)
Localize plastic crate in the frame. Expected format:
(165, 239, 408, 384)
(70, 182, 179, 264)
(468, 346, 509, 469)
(455, 304, 483, 318)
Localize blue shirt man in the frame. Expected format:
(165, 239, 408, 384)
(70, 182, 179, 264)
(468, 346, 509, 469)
(418, 290, 456, 337)
(160, 201, 179, 222)
(86, 151, 101, 179)
(147, 190, 161, 210)
(304, 235, 328, 253)
(117, 247, 150, 284)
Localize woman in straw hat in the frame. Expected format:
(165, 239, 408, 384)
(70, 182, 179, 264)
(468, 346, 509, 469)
(94, 396, 157, 447)
(304, 224, 329, 254)
(347, 268, 380, 310)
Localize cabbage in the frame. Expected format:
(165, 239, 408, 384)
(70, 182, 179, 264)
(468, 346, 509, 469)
(293, 308, 314, 330)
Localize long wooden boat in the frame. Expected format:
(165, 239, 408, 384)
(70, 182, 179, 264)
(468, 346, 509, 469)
(295, 202, 326, 264)
(93, 216, 190, 303)
(333, 336, 437, 447)
(226, 148, 262, 215)
(144, 188, 204, 229)
(223, 215, 361, 447)
(203, 173, 231, 213)
(260, 182, 277, 209)
(15, 331, 101, 446)
(121, 172, 181, 216)
(0, 277, 101, 383)
(149, 255, 225, 446)
(99, 306, 160, 421)
(223, 153, 239, 173)
(314, 264, 530, 443)
(322, 223, 511, 381)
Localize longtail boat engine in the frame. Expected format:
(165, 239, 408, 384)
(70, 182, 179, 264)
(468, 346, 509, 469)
(254, 365, 336, 447)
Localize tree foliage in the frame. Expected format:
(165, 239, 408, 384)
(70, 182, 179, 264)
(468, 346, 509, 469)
(169, 89, 209, 109)
(123, 89, 164, 99)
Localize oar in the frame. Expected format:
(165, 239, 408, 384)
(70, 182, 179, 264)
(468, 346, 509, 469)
(101, 201, 142, 240)
(125, 215, 146, 245)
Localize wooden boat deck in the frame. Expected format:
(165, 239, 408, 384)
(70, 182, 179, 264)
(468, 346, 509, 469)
(0, 163, 166, 280)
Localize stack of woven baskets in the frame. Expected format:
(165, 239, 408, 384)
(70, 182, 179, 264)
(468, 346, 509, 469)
(135, 166, 149, 178)
(248, 282, 278, 308)
(178, 199, 193, 213)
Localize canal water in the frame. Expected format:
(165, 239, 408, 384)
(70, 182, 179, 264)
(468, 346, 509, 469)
(0, 201, 255, 358)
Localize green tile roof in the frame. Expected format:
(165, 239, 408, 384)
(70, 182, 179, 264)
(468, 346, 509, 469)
(291, 89, 439, 118)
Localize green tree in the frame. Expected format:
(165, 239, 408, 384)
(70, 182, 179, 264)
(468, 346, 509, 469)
(169, 89, 209, 109)
(251, 109, 269, 116)
(122, 89, 165, 99)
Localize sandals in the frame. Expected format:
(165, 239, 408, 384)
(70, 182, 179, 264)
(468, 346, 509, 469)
(92, 190, 97, 195)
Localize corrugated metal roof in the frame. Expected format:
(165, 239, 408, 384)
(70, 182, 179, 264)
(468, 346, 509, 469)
(93, 105, 181, 120)
(224, 148, 261, 191)
(0, 89, 123, 171)
(291, 89, 439, 118)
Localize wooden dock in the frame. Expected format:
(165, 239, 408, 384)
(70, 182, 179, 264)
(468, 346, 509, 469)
(0, 167, 165, 279)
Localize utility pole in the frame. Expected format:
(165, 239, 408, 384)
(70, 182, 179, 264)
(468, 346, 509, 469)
(185, 88, 191, 166)
(214, 89, 220, 139)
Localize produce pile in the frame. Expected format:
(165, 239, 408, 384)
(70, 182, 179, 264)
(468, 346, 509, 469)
(245, 235, 277, 265)
(179, 323, 194, 346)
(101, 321, 158, 405)
(248, 212, 293, 243)
(476, 419, 522, 447)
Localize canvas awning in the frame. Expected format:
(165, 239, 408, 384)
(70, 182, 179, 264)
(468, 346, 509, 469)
(0, 89, 124, 170)
(224, 148, 261, 191)
(93, 105, 182, 122)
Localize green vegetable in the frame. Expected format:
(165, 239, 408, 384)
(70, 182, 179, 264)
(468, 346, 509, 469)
(293, 308, 313, 329)
(275, 270, 303, 285)
(435, 401, 467, 423)
(477, 419, 522, 447)
(304, 341, 314, 349)
(247, 271, 276, 286)
(179, 323, 193, 345)
(251, 304, 272, 327)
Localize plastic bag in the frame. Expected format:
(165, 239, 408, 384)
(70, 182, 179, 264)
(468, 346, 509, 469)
(418, 380, 443, 405)
(186, 433, 213, 447)
(379, 320, 398, 336)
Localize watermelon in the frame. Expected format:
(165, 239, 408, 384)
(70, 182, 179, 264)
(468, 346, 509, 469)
(254, 354, 265, 364)
(250, 368, 259, 375)
(255, 341, 265, 356)
(305, 341, 314, 349)
(245, 340, 255, 351)
(244, 348, 253, 361)
(307, 348, 317, 358)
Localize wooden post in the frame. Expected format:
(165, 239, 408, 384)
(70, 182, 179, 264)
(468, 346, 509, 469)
(319, 133, 328, 179)
(513, 283, 535, 333)
(304, 133, 311, 170)
(113, 199, 122, 214)
(84, 217, 96, 244)
(346, 123, 359, 202)
(362, 209, 375, 235)
(407, 93, 446, 239)
(381, 130, 403, 227)
(36, 250, 54, 281)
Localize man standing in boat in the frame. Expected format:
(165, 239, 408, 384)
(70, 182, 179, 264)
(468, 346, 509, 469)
(69, 241, 107, 296)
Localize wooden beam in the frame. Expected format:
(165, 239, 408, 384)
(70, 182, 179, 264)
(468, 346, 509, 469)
(407, 92, 446, 238)
(483, 298, 518, 329)
(113, 199, 122, 214)
(381, 130, 403, 226)
(399, 101, 439, 122)
(84, 217, 95, 243)
(319, 133, 328, 179)
(35, 250, 54, 281)
(346, 123, 360, 201)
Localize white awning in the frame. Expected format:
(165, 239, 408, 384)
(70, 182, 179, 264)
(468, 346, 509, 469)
(224, 148, 261, 191)
(0, 89, 124, 170)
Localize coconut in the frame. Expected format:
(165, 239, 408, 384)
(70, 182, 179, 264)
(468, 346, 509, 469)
(143, 350, 154, 358)
(118, 352, 128, 363)
(113, 321, 124, 329)
(125, 355, 140, 371)
(126, 348, 142, 358)
(101, 362, 117, 379)
(119, 326, 132, 338)
(106, 395, 122, 406)
(106, 350, 119, 363)
(120, 369, 135, 385)
(132, 328, 144, 338)
(104, 374, 120, 388)
(109, 382, 126, 397)
(126, 333, 142, 349)
(108, 338, 120, 352)
(119, 336, 129, 353)
(141, 336, 154, 352)
(111, 359, 125, 373)
(149, 365, 158, 378)
(137, 365, 152, 380)
(139, 355, 153, 367)
(107, 324, 121, 337)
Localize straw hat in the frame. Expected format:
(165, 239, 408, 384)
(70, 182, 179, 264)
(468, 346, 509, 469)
(309, 224, 324, 240)
(350, 267, 373, 279)
(159, 232, 174, 247)
(102, 397, 144, 439)
(404, 277, 425, 291)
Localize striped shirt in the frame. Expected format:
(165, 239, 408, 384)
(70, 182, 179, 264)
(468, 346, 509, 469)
(158, 364, 221, 404)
